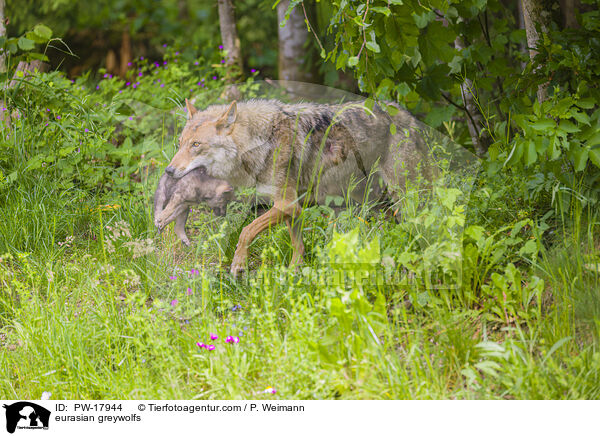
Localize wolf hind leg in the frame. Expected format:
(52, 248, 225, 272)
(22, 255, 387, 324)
(230, 189, 302, 277)
(174, 208, 191, 246)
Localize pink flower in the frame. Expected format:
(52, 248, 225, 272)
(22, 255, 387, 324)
(251, 69, 257, 73)
(207, 344, 216, 351)
(218, 45, 223, 50)
(225, 336, 233, 343)
(186, 287, 193, 295)
(128, 116, 133, 121)
(138, 72, 142, 77)
(196, 342, 207, 348)
(169, 275, 177, 280)
(233, 336, 240, 344)
(171, 299, 178, 306)
(84, 128, 89, 133)
(210, 333, 218, 341)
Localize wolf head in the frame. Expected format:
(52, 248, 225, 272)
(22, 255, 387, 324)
(166, 99, 239, 180)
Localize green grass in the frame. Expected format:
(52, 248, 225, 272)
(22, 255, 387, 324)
(0, 176, 599, 400)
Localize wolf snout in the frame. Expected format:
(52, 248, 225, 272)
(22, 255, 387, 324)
(165, 166, 175, 176)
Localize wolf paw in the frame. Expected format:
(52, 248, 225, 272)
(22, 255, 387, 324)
(230, 257, 247, 278)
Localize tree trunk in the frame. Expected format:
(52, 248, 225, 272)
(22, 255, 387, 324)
(119, 30, 131, 78)
(0, 0, 6, 73)
(521, 0, 552, 102)
(277, 0, 311, 84)
(217, 0, 243, 100)
(217, 0, 243, 79)
(455, 37, 489, 157)
(8, 60, 50, 88)
(559, 0, 579, 28)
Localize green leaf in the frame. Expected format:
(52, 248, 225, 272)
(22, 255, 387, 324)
(390, 123, 397, 135)
(558, 120, 580, 133)
(573, 146, 589, 172)
(366, 41, 380, 53)
(371, 6, 391, 16)
(589, 148, 600, 168)
(570, 110, 590, 125)
(524, 141, 537, 166)
(530, 119, 555, 131)
(347, 56, 359, 67)
(576, 98, 595, 109)
(412, 11, 435, 29)
(17, 37, 35, 51)
(519, 239, 538, 256)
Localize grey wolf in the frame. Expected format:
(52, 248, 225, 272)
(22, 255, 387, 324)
(166, 99, 430, 275)
(154, 168, 233, 246)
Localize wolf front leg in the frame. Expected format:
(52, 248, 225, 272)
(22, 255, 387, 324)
(230, 193, 302, 277)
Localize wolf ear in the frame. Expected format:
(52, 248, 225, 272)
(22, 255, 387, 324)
(217, 101, 237, 132)
(185, 98, 198, 118)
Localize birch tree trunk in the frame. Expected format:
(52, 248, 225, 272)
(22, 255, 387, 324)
(521, 0, 552, 102)
(277, 0, 312, 84)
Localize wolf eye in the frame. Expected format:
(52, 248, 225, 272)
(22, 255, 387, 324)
(192, 142, 201, 148)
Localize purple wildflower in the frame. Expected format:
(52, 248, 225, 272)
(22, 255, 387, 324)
(127, 62, 132, 66)
(140, 56, 144, 60)
(186, 287, 193, 295)
(46, 108, 50, 112)
(196, 342, 206, 348)
(56, 116, 61, 120)
(175, 52, 179, 55)
(221, 59, 225, 64)
(84, 128, 89, 133)
(232, 336, 240, 343)
(163, 43, 167, 48)
(44, 123, 49, 127)
(171, 299, 178, 306)
(128, 116, 133, 121)
(210, 333, 218, 341)
(225, 336, 233, 343)
(212, 76, 217, 80)
(96, 85, 100, 90)
(207, 344, 216, 351)
(160, 84, 165, 88)
(218, 45, 223, 50)
(194, 61, 199, 66)
(126, 82, 131, 86)
(251, 68, 257, 73)
(169, 275, 177, 280)
(103, 73, 109, 78)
